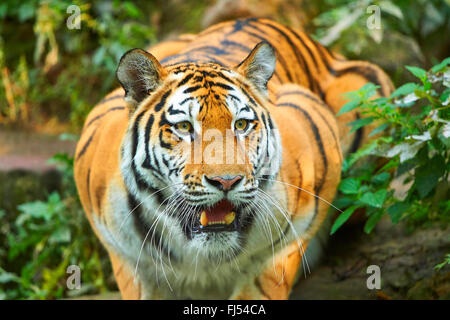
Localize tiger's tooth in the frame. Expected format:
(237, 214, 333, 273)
(224, 211, 235, 225)
(200, 211, 207, 226)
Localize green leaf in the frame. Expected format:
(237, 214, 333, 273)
(379, 159, 399, 172)
(347, 117, 374, 133)
(359, 83, 379, 99)
(17, 201, 48, 223)
(405, 65, 427, 80)
(372, 97, 389, 104)
(0, 270, 20, 284)
(337, 100, 359, 116)
(397, 161, 416, 176)
(339, 178, 361, 194)
(387, 201, 411, 224)
(93, 47, 106, 67)
(360, 190, 387, 208)
(391, 83, 419, 98)
(333, 197, 353, 208)
(434, 254, 450, 270)
(431, 57, 450, 73)
(364, 210, 384, 234)
(18, 3, 36, 22)
(379, 1, 403, 19)
(372, 172, 390, 184)
(386, 141, 424, 163)
(341, 158, 351, 172)
(438, 128, 450, 149)
(49, 226, 71, 244)
(414, 155, 446, 198)
(123, 2, 141, 18)
(330, 205, 359, 235)
(0, 4, 7, 19)
(369, 123, 389, 137)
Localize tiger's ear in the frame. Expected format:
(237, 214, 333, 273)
(116, 48, 167, 110)
(236, 41, 276, 97)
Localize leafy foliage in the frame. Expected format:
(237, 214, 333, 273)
(331, 58, 450, 235)
(435, 253, 450, 270)
(0, 0, 154, 128)
(0, 149, 114, 300)
(313, 0, 449, 61)
(0, 0, 207, 129)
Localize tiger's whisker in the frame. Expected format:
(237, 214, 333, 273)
(118, 183, 185, 234)
(134, 186, 185, 289)
(255, 193, 291, 279)
(257, 178, 343, 213)
(152, 190, 186, 287)
(251, 197, 278, 273)
(256, 189, 311, 279)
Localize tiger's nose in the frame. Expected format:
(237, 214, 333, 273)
(205, 175, 242, 191)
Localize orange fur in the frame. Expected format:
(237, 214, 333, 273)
(74, 18, 393, 300)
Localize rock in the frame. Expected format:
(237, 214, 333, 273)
(291, 216, 450, 300)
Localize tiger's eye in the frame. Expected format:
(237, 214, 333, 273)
(234, 119, 248, 131)
(175, 121, 192, 133)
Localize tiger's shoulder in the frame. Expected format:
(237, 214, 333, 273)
(74, 88, 128, 220)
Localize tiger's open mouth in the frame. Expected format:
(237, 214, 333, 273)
(192, 199, 240, 233)
(179, 199, 251, 235)
(178, 197, 256, 240)
(190, 199, 242, 234)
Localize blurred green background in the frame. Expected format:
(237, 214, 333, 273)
(0, 0, 449, 299)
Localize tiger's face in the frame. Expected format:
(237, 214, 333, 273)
(117, 42, 281, 258)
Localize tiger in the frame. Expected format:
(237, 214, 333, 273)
(74, 17, 393, 299)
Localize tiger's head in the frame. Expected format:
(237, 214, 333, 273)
(117, 42, 282, 259)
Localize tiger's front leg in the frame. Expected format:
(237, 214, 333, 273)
(108, 252, 143, 299)
(109, 251, 165, 300)
(229, 242, 307, 300)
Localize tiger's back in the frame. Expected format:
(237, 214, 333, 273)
(153, 18, 393, 153)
